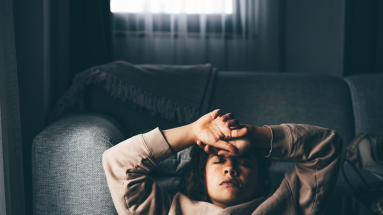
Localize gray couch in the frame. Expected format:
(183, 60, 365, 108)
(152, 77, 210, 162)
(32, 72, 383, 214)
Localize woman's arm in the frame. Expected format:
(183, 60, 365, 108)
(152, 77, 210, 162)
(263, 124, 343, 215)
(103, 128, 174, 215)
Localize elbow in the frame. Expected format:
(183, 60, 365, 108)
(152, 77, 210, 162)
(102, 149, 111, 172)
(102, 149, 117, 180)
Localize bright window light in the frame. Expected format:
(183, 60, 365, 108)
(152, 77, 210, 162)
(110, 0, 233, 14)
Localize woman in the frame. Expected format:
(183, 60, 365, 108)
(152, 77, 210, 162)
(103, 109, 342, 214)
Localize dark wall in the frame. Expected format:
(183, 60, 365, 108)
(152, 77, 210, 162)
(343, 0, 383, 76)
(13, 0, 111, 212)
(13, 0, 51, 213)
(283, 0, 345, 77)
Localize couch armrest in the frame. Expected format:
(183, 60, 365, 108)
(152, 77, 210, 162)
(32, 112, 125, 215)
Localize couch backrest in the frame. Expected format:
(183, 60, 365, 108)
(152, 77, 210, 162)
(345, 74, 383, 136)
(209, 72, 355, 156)
(88, 71, 357, 156)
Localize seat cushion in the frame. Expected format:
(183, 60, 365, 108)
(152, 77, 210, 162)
(345, 74, 383, 135)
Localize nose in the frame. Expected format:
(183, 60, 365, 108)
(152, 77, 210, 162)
(224, 164, 237, 176)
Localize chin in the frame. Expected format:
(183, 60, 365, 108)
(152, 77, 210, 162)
(219, 191, 244, 203)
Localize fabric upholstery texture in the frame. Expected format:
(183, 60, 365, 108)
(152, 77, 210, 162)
(32, 113, 124, 215)
(345, 74, 383, 135)
(210, 72, 355, 157)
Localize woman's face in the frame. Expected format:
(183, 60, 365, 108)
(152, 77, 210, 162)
(205, 151, 258, 208)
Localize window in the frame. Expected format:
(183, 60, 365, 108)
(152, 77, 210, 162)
(110, 0, 233, 14)
(111, 0, 248, 36)
(111, 0, 260, 71)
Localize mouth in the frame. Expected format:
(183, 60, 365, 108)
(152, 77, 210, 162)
(220, 178, 238, 186)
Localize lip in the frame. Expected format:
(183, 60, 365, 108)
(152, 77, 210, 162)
(220, 178, 238, 186)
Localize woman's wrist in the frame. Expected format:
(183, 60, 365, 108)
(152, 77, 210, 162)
(162, 123, 197, 153)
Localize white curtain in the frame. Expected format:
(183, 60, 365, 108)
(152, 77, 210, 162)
(111, 0, 279, 71)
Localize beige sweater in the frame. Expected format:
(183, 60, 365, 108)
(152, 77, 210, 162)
(103, 124, 342, 215)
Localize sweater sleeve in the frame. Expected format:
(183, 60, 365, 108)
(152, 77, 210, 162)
(264, 124, 343, 215)
(102, 128, 174, 215)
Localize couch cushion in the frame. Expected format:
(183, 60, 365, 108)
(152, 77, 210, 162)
(345, 74, 383, 136)
(209, 72, 355, 157)
(32, 113, 125, 214)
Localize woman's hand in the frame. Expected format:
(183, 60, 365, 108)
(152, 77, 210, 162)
(192, 109, 248, 156)
(222, 124, 256, 157)
(196, 124, 272, 157)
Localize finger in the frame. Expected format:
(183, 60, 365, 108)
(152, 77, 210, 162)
(204, 145, 210, 153)
(217, 146, 239, 157)
(209, 146, 221, 154)
(226, 119, 239, 128)
(221, 113, 235, 122)
(205, 145, 215, 154)
(196, 140, 206, 148)
(210, 109, 222, 119)
(217, 150, 235, 157)
(213, 140, 236, 154)
(230, 126, 248, 138)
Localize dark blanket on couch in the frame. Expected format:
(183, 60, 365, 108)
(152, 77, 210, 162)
(49, 61, 217, 124)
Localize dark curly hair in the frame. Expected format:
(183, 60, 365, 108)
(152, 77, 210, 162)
(178, 144, 272, 202)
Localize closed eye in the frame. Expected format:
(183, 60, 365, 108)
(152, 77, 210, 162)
(239, 162, 251, 167)
(211, 154, 225, 164)
(237, 159, 251, 167)
(213, 161, 224, 164)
